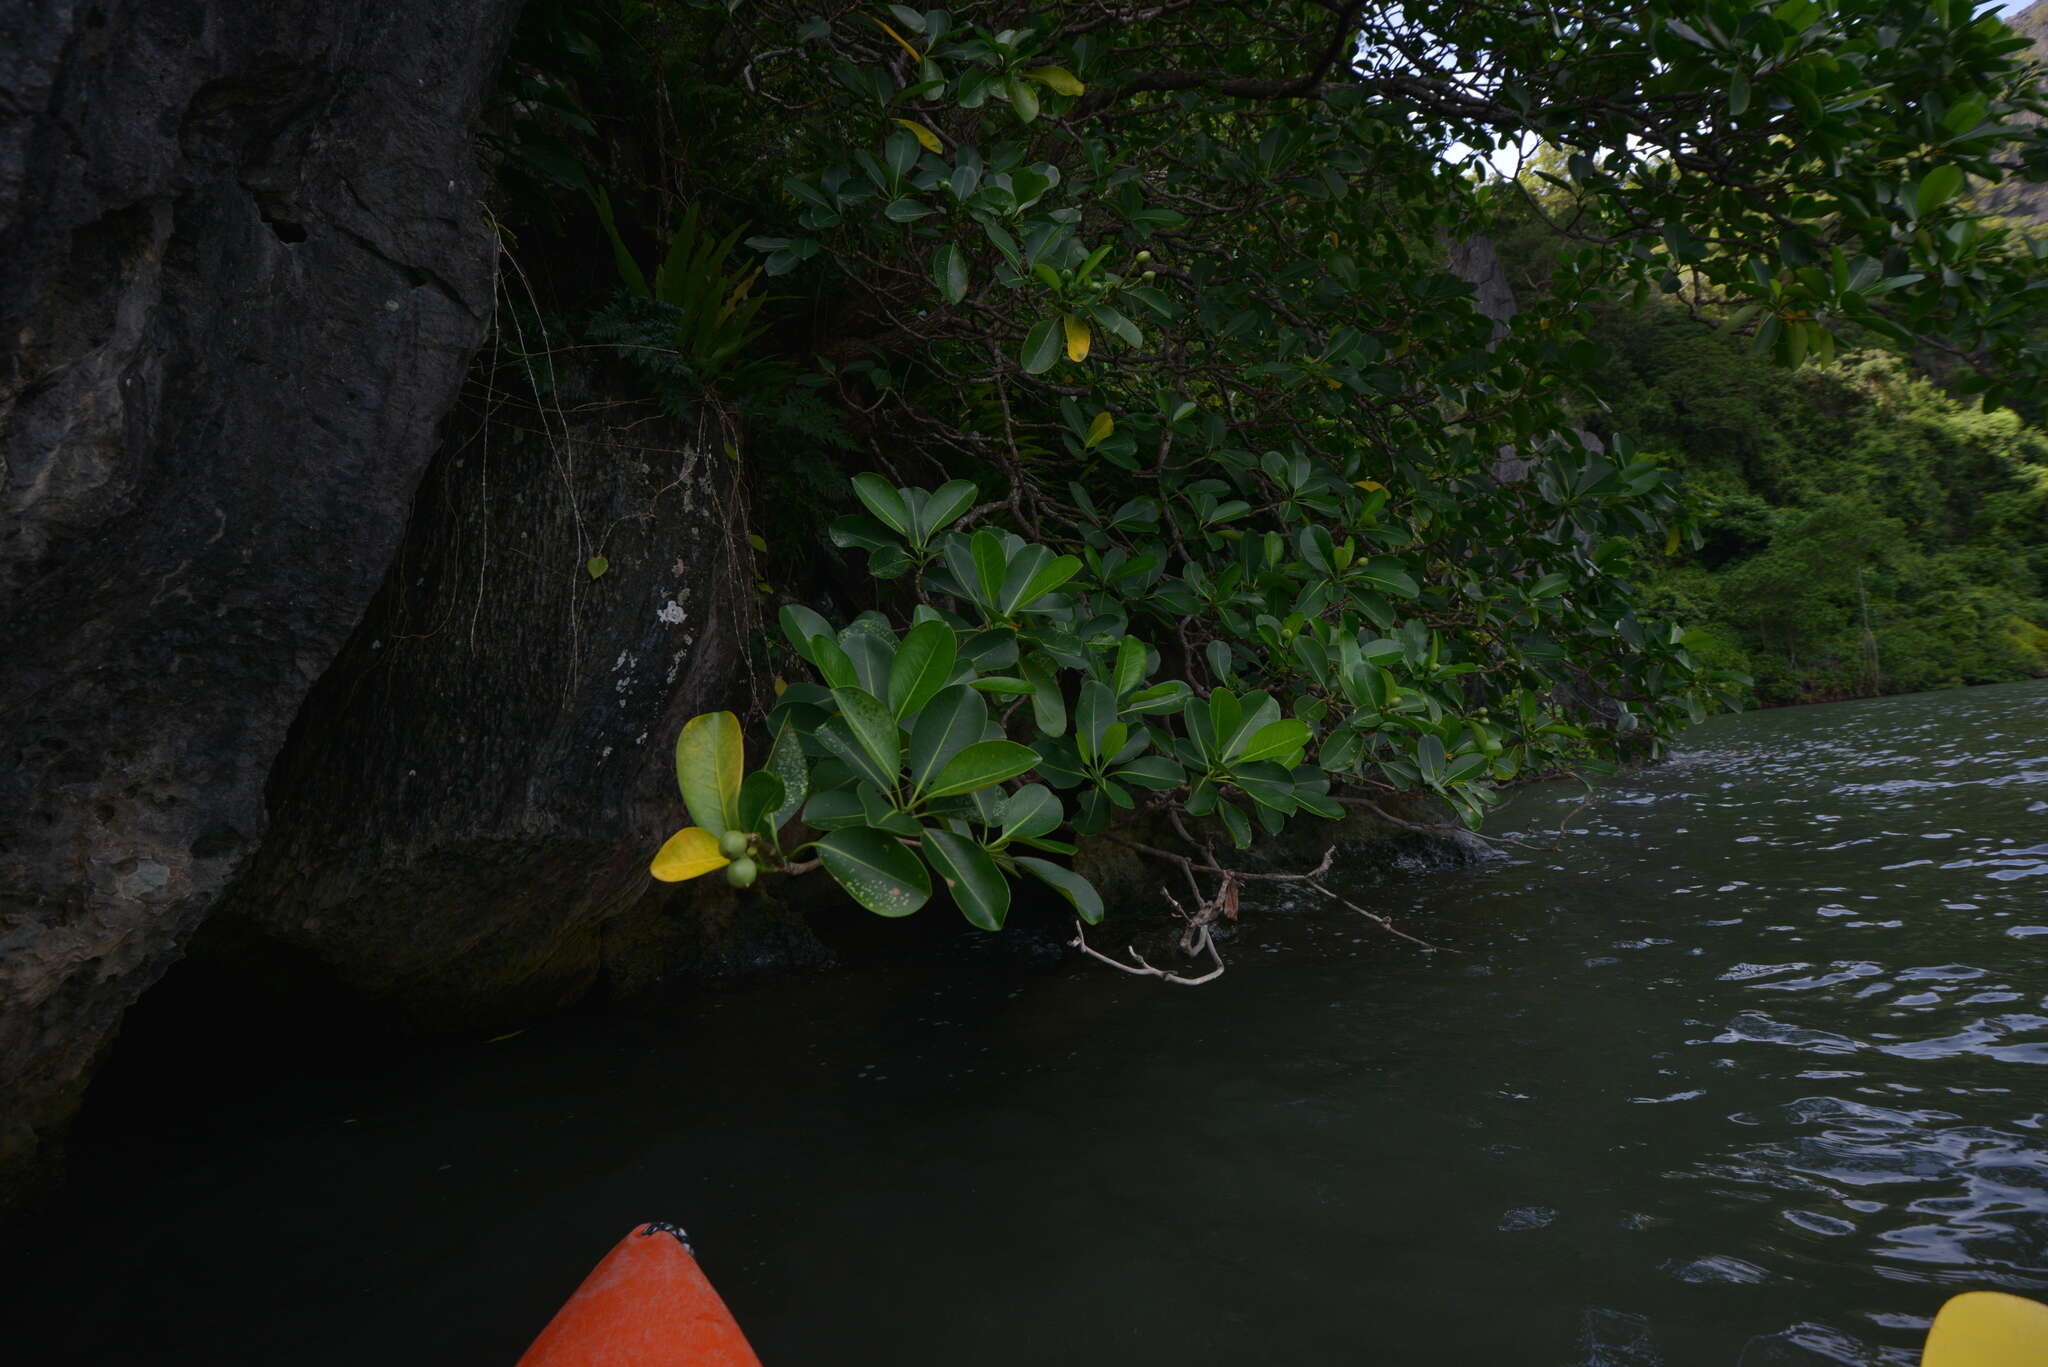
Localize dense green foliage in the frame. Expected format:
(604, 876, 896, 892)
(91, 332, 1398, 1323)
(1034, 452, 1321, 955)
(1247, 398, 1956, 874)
(1593, 312, 2048, 703)
(494, 0, 2048, 927)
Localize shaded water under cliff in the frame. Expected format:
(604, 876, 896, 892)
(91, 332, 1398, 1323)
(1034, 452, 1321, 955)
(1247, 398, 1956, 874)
(6, 681, 2045, 1364)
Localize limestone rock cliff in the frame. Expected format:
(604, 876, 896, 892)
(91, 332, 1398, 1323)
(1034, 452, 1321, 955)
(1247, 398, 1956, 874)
(0, 0, 520, 1203)
(208, 361, 823, 1028)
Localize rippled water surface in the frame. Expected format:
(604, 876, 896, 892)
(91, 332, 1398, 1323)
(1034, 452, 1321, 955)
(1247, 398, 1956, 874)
(8, 682, 2045, 1364)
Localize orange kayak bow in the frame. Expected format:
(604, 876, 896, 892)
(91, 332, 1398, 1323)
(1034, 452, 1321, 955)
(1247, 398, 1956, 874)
(517, 1223, 763, 1367)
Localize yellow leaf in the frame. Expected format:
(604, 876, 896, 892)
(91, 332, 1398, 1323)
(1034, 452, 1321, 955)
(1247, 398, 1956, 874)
(676, 711, 744, 835)
(868, 14, 923, 63)
(1062, 313, 1091, 363)
(893, 117, 942, 154)
(773, 676, 788, 697)
(650, 827, 731, 882)
(1664, 525, 1681, 556)
(1022, 65, 1085, 96)
(1085, 411, 1113, 448)
(717, 265, 762, 325)
(1353, 479, 1385, 492)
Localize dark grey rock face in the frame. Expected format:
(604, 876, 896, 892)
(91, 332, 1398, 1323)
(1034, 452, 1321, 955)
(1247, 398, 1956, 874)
(0, 0, 520, 1203)
(210, 372, 822, 1027)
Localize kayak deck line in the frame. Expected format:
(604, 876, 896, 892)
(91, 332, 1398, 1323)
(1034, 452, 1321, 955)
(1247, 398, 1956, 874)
(516, 1223, 763, 1367)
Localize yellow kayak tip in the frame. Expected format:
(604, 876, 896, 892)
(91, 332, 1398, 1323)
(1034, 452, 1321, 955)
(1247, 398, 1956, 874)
(1923, 1291, 2048, 1367)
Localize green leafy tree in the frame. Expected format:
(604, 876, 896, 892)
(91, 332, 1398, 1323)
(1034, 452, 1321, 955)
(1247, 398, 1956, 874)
(624, 0, 2047, 948)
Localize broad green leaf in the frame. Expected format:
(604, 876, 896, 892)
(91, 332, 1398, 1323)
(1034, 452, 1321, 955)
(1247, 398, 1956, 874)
(1238, 718, 1310, 764)
(1020, 317, 1061, 373)
(818, 716, 897, 791)
(932, 242, 969, 303)
(801, 790, 866, 831)
(1205, 688, 1241, 761)
(816, 827, 931, 916)
(838, 618, 896, 695)
(780, 603, 834, 661)
(970, 529, 1008, 607)
(1297, 525, 1335, 574)
(888, 619, 958, 719)
(1915, 164, 1964, 219)
(1084, 411, 1113, 449)
(852, 474, 912, 536)
(1007, 73, 1040, 123)
(1221, 693, 1280, 761)
(907, 685, 989, 789)
(923, 829, 1011, 929)
(1941, 94, 1987, 136)
(918, 479, 978, 541)
(997, 784, 1063, 843)
(1000, 548, 1082, 614)
(828, 513, 900, 553)
(1123, 680, 1190, 715)
(859, 783, 920, 836)
(675, 712, 743, 837)
(1016, 857, 1104, 924)
(650, 826, 730, 882)
(923, 739, 1040, 799)
(1416, 733, 1448, 785)
(1113, 636, 1147, 696)
(1234, 764, 1296, 814)
(765, 722, 808, 830)
(736, 770, 786, 836)
(1090, 304, 1142, 348)
(809, 633, 858, 690)
(1020, 651, 1067, 736)
(586, 555, 609, 580)
(831, 686, 903, 783)
(1076, 679, 1115, 763)
(1114, 754, 1185, 789)
(969, 676, 1036, 695)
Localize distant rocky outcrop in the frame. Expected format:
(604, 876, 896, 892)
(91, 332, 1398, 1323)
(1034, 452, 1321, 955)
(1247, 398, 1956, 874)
(1985, 1, 2048, 225)
(0, 0, 520, 1206)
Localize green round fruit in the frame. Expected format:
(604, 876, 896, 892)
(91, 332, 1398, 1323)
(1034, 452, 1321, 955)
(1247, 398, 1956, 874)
(718, 829, 750, 859)
(1141, 270, 1156, 282)
(725, 857, 758, 888)
(1135, 250, 1152, 264)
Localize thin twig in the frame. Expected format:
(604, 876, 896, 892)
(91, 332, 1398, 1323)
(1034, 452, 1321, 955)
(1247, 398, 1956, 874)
(1303, 880, 1448, 952)
(1069, 918, 1226, 986)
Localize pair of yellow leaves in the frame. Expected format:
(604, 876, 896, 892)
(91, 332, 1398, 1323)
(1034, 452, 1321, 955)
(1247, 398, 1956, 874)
(650, 712, 743, 883)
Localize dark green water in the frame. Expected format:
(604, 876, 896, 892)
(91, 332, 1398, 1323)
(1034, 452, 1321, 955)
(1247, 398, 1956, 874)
(7, 681, 2044, 1364)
